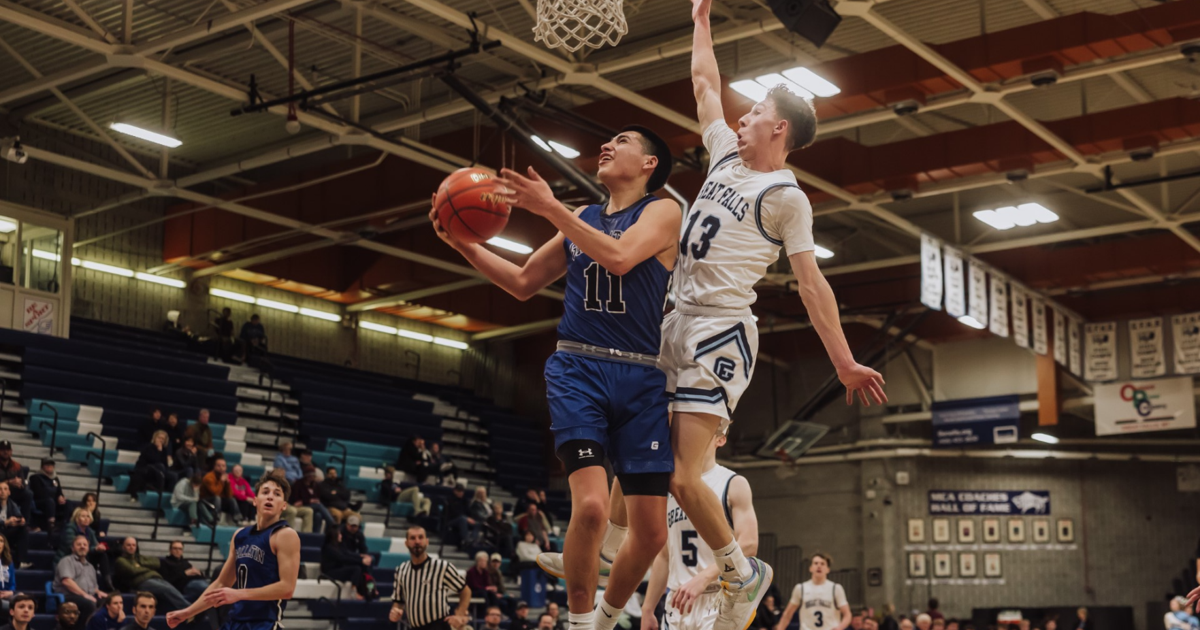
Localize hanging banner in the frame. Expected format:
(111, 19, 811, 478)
(988, 273, 1009, 338)
(920, 234, 943, 311)
(1053, 309, 1066, 365)
(1084, 322, 1117, 382)
(1094, 376, 1197, 435)
(1031, 299, 1048, 355)
(944, 247, 966, 318)
(22, 298, 54, 335)
(1173, 312, 1200, 374)
(1128, 317, 1165, 379)
(1010, 285, 1029, 348)
(968, 260, 988, 326)
(1068, 318, 1082, 376)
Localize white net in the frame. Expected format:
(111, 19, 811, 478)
(533, 0, 628, 53)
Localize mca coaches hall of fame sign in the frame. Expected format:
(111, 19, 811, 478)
(929, 490, 1051, 515)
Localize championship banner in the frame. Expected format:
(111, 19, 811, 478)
(1068, 318, 1082, 376)
(968, 260, 988, 326)
(1173, 312, 1200, 374)
(1031, 299, 1048, 355)
(988, 273, 1009, 338)
(1094, 376, 1197, 435)
(1128, 317, 1165, 379)
(1053, 309, 1066, 365)
(920, 234, 943, 311)
(944, 247, 966, 318)
(1084, 322, 1118, 382)
(1010, 285, 1029, 348)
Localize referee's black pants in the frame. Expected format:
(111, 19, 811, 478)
(410, 620, 453, 630)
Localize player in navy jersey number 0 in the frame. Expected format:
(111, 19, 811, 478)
(166, 474, 300, 630)
(431, 125, 679, 630)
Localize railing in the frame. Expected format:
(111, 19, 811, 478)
(328, 440, 348, 481)
(316, 595, 341, 630)
(38, 401, 59, 456)
(82, 432, 108, 497)
(205, 508, 220, 573)
(142, 466, 167, 541)
(0, 378, 8, 426)
(405, 350, 421, 381)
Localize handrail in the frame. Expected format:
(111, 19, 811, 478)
(205, 508, 220, 573)
(38, 402, 59, 456)
(0, 378, 7, 426)
(327, 441, 348, 481)
(142, 466, 167, 541)
(315, 595, 341, 630)
(82, 432, 108, 497)
(405, 350, 421, 381)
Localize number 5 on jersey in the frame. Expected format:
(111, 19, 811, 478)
(681, 212, 721, 260)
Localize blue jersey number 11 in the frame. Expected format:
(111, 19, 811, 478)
(584, 262, 626, 313)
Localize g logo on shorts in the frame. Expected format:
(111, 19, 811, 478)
(714, 357, 736, 382)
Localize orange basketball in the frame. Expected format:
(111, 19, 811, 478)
(435, 168, 510, 244)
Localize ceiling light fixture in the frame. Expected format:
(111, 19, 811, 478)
(548, 140, 580, 159)
(730, 80, 770, 102)
(210, 288, 255, 303)
(134, 272, 186, 288)
(398, 330, 435, 343)
(974, 203, 1058, 231)
(781, 67, 841, 97)
(814, 245, 835, 259)
(81, 260, 133, 277)
(754, 73, 813, 98)
(255, 298, 299, 313)
(530, 135, 553, 152)
(360, 321, 398, 335)
(958, 315, 986, 329)
(110, 122, 181, 148)
(0, 220, 16, 233)
(434, 337, 469, 350)
(299, 308, 341, 322)
(487, 237, 534, 255)
(1031, 433, 1059, 444)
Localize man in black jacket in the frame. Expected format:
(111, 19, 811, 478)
(317, 467, 361, 525)
(29, 458, 67, 531)
(157, 540, 209, 600)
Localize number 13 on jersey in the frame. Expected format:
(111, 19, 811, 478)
(681, 212, 721, 260)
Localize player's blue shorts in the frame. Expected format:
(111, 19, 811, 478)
(544, 351, 673, 475)
(222, 622, 281, 630)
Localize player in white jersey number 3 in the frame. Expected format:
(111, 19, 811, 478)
(775, 554, 851, 630)
(641, 427, 757, 630)
(668, 2, 887, 630)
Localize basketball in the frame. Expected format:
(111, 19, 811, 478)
(435, 168, 510, 244)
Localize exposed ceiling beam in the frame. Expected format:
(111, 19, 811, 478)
(472, 318, 562, 341)
(347, 279, 492, 312)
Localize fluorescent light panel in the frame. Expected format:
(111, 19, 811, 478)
(81, 260, 133, 277)
(110, 122, 181, 148)
(32, 249, 60, 262)
(434, 337, 469, 350)
(299, 308, 341, 322)
(974, 203, 1058, 231)
(730, 80, 770, 102)
(0, 220, 16, 233)
(814, 245, 834, 259)
(487, 237, 534, 255)
(256, 298, 299, 313)
(547, 140, 580, 159)
(361, 321, 398, 335)
(210, 288, 255, 303)
(398, 330, 435, 343)
(530, 135, 552, 152)
(754, 73, 814, 99)
(134, 272, 186, 288)
(958, 315, 986, 330)
(781, 67, 840, 97)
(1031, 433, 1059, 444)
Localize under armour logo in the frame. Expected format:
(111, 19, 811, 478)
(579, 448, 594, 458)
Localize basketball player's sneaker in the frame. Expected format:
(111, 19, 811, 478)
(714, 557, 772, 630)
(535, 552, 612, 587)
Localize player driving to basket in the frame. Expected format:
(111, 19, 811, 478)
(167, 473, 299, 630)
(432, 126, 680, 630)
(668, 2, 888, 629)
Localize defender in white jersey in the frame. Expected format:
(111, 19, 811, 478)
(775, 554, 850, 630)
(641, 429, 757, 630)
(670, 3, 887, 630)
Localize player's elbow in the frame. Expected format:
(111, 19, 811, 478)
(608, 257, 634, 277)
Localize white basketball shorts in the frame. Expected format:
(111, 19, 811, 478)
(659, 303, 759, 421)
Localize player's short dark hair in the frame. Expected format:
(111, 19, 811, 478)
(621, 125, 673, 193)
(765, 86, 818, 152)
(256, 471, 291, 499)
(811, 551, 832, 568)
(135, 592, 156, 607)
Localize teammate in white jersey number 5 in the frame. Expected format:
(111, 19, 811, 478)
(669, 3, 887, 630)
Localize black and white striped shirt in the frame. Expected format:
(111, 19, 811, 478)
(392, 556, 468, 628)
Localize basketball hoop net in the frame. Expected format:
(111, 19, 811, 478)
(533, 0, 628, 53)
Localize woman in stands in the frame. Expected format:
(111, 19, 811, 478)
(79, 493, 107, 539)
(166, 473, 300, 630)
(0, 533, 14, 624)
(229, 465, 257, 525)
(171, 475, 214, 530)
(56, 509, 114, 592)
(130, 431, 178, 498)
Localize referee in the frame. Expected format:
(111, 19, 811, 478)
(389, 525, 473, 630)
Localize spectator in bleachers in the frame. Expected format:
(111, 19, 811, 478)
(172, 437, 200, 481)
(54, 602, 80, 630)
(515, 531, 540, 567)
(0, 534, 13, 624)
(130, 431, 177, 498)
(470, 488, 491, 526)
(538, 612, 556, 630)
(165, 414, 184, 450)
(482, 606, 503, 630)
(466, 551, 491, 596)
(514, 490, 538, 517)
(273, 442, 302, 484)
(56, 535, 108, 629)
(444, 482, 479, 548)
(84, 594, 124, 630)
(281, 494, 314, 535)
(292, 467, 333, 533)
(114, 538, 190, 614)
(0, 484, 28, 568)
(0, 443, 32, 526)
(379, 467, 432, 517)
(200, 457, 240, 526)
(509, 602, 533, 630)
(1, 593, 33, 630)
(319, 525, 376, 601)
(118, 592, 154, 630)
(158, 541, 209, 601)
(427, 443, 457, 485)
(515, 503, 550, 551)
(186, 410, 214, 464)
(757, 595, 783, 630)
(213, 307, 244, 364)
(55, 509, 113, 592)
(900, 619, 913, 630)
(171, 475, 213, 529)
(340, 516, 372, 566)
(927, 600, 944, 622)
(487, 553, 511, 613)
(396, 436, 432, 483)
(297, 451, 322, 482)
(546, 603, 564, 630)
(917, 614, 932, 630)
(317, 467, 360, 525)
(29, 458, 67, 532)
(240, 314, 268, 359)
(79, 493, 107, 539)
(484, 501, 513, 560)
(228, 464, 257, 523)
(138, 409, 164, 446)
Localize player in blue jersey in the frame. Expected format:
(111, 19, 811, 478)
(166, 473, 300, 630)
(431, 125, 680, 630)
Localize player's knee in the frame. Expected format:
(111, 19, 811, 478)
(668, 474, 701, 504)
(634, 520, 667, 552)
(573, 493, 608, 531)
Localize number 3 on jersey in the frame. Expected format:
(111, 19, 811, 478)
(681, 212, 721, 260)
(814, 612, 824, 628)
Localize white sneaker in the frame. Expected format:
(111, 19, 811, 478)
(714, 558, 773, 630)
(536, 552, 612, 587)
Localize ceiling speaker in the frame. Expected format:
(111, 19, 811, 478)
(765, 0, 842, 48)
